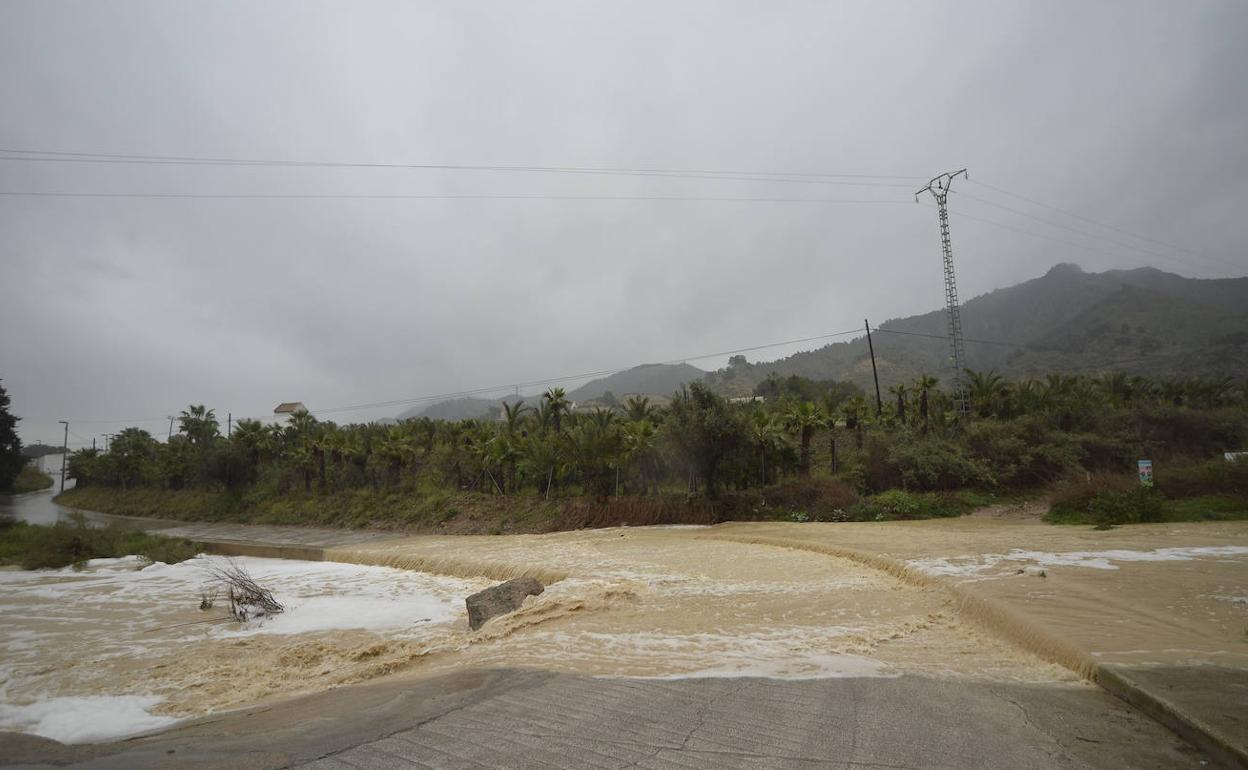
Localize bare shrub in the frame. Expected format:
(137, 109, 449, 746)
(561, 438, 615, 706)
(203, 559, 284, 622)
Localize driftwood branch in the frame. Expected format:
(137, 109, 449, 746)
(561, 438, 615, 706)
(203, 559, 285, 622)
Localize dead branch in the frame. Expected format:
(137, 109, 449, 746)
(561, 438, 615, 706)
(202, 558, 284, 622)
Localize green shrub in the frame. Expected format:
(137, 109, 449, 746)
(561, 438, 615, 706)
(873, 489, 921, 516)
(1088, 487, 1165, 526)
(961, 418, 1084, 487)
(0, 516, 201, 570)
(1047, 476, 1164, 526)
(1156, 458, 1248, 499)
(1135, 406, 1248, 458)
(889, 437, 993, 491)
(847, 490, 973, 521)
(862, 432, 901, 492)
(9, 466, 54, 494)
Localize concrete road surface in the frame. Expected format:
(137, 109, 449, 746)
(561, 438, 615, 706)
(0, 668, 1210, 770)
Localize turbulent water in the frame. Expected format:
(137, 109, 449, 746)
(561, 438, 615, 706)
(3, 517, 1246, 744)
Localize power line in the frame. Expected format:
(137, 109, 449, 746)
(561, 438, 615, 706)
(282, 327, 868, 419)
(966, 177, 1227, 266)
(0, 147, 922, 187)
(36, 327, 867, 426)
(0, 191, 914, 204)
(870, 326, 1077, 353)
(916, 200, 1203, 271)
(950, 188, 1241, 272)
(868, 324, 1198, 371)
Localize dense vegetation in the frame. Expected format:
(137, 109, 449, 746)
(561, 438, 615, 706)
(56, 370, 1248, 531)
(0, 380, 25, 492)
(0, 516, 201, 570)
(9, 466, 54, 494)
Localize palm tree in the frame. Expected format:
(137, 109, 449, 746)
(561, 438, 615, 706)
(588, 407, 615, 430)
(565, 419, 618, 497)
(841, 397, 868, 448)
(1099, 371, 1131, 407)
(543, 388, 570, 434)
(501, 400, 530, 434)
(965, 369, 1007, 417)
(888, 384, 908, 424)
(178, 405, 219, 447)
(784, 401, 826, 478)
(624, 396, 655, 423)
(747, 410, 784, 485)
(230, 418, 266, 474)
(912, 375, 938, 432)
(622, 419, 662, 494)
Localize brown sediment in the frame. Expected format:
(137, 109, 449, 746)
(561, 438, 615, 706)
(702, 533, 1098, 679)
(10, 518, 1245, 731)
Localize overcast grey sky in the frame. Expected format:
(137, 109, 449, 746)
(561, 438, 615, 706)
(2, 0, 1245, 446)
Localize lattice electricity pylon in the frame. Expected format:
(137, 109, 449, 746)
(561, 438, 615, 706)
(916, 168, 970, 415)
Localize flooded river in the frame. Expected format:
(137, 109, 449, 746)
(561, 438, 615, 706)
(2, 510, 1246, 745)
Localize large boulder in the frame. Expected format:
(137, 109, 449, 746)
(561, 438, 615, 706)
(465, 577, 544, 630)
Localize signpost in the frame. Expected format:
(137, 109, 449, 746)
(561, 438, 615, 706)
(1138, 459, 1154, 487)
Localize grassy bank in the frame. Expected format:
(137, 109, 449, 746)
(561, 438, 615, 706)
(1044, 460, 1248, 526)
(55, 478, 999, 534)
(5, 466, 54, 494)
(0, 517, 201, 570)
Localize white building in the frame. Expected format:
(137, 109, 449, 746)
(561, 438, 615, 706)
(272, 402, 308, 425)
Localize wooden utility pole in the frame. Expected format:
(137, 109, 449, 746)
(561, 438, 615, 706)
(865, 319, 883, 417)
(57, 420, 68, 493)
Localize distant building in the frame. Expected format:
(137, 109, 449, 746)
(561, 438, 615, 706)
(272, 402, 308, 425)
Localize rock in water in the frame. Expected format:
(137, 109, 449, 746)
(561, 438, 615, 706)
(465, 577, 544, 630)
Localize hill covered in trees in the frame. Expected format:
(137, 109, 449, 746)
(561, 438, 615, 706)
(703, 264, 1248, 396)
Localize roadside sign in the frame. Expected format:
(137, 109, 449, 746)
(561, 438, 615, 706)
(1138, 459, 1154, 487)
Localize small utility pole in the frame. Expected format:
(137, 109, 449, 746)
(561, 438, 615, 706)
(917, 169, 971, 414)
(227, 412, 232, 439)
(167, 416, 175, 442)
(865, 319, 883, 417)
(57, 420, 68, 493)
(91, 437, 96, 451)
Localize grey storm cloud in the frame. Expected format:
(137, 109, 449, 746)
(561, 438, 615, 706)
(1, 0, 1245, 446)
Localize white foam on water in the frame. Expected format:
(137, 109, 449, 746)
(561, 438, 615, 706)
(0, 695, 180, 744)
(909, 545, 1248, 579)
(0, 555, 493, 743)
(0, 555, 487, 640)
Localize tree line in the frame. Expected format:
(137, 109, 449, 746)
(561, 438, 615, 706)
(66, 371, 1248, 500)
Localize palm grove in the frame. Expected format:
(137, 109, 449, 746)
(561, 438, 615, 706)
(63, 371, 1248, 527)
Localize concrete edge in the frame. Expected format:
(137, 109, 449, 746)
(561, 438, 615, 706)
(200, 540, 327, 561)
(1097, 665, 1247, 770)
(706, 532, 1244, 769)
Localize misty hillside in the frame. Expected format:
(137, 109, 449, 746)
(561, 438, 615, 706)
(703, 264, 1248, 395)
(401, 363, 704, 420)
(567, 363, 705, 402)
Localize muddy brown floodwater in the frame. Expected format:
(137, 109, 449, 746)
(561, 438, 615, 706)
(4, 517, 1246, 743)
